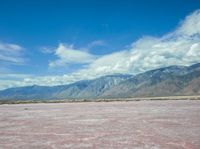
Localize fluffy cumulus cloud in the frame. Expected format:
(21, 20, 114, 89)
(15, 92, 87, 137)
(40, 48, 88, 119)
(1, 10, 200, 90)
(59, 9, 200, 79)
(49, 43, 97, 67)
(82, 9, 200, 75)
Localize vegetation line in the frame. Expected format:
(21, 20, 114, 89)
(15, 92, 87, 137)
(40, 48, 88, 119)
(0, 95, 200, 105)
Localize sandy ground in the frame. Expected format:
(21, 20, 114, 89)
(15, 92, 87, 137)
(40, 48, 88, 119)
(0, 100, 200, 149)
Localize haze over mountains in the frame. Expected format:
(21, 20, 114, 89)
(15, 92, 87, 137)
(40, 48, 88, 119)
(0, 63, 199, 101)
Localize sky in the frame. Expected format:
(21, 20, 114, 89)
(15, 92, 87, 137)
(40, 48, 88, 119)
(0, 0, 200, 89)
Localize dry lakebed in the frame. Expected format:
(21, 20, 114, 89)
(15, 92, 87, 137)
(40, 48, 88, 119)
(0, 100, 200, 149)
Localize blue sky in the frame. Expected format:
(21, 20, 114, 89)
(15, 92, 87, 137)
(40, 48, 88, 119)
(0, 0, 200, 89)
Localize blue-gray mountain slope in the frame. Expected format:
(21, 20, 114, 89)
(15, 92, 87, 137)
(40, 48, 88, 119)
(0, 63, 199, 100)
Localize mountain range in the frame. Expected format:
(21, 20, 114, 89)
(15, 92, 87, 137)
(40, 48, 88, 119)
(0, 63, 200, 101)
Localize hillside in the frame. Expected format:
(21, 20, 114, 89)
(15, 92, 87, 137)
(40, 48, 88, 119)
(0, 63, 199, 100)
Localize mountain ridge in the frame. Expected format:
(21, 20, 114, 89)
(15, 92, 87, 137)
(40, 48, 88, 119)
(0, 63, 199, 100)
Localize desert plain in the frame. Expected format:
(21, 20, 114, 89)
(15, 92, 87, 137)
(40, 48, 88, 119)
(0, 99, 200, 149)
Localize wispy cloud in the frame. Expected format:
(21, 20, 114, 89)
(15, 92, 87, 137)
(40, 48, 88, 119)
(0, 42, 25, 64)
(0, 73, 32, 90)
(87, 40, 106, 49)
(176, 9, 200, 36)
(40, 46, 54, 54)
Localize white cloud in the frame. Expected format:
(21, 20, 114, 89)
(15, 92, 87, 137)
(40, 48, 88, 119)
(1, 9, 200, 90)
(48, 10, 200, 75)
(87, 40, 106, 49)
(81, 9, 200, 75)
(176, 9, 200, 36)
(40, 47, 54, 54)
(0, 43, 22, 51)
(0, 74, 32, 90)
(49, 43, 97, 67)
(0, 42, 25, 64)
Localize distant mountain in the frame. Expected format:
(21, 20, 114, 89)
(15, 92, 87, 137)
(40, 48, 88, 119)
(50, 74, 131, 99)
(102, 64, 200, 98)
(0, 74, 131, 100)
(0, 63, 199, 100)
